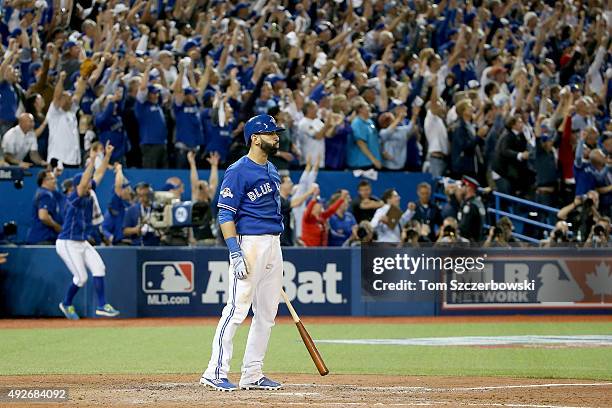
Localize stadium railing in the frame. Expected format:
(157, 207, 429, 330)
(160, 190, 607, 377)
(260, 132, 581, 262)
(433, 177, 560, 244)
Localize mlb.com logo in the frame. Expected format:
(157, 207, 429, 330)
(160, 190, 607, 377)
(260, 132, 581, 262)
(142, 262, 194, 305)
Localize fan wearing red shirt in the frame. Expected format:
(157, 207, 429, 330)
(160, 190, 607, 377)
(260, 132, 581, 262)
(301, 189, 350, 247)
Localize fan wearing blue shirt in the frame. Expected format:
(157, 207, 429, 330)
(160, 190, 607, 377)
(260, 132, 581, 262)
(95, 88, 129, 164)
(122, 182, 161, 246)
(205, 98, 236, 164)
(135, 65, 168, 168)
(348, 102, 382, 169)
(102, 164, 132, 245)
(0, 58, 20, 136)
(173, 62, 204, 168)
(56, 144, 120, 320)
(26, 170, 63, 244)
(328, 192, 357, 246)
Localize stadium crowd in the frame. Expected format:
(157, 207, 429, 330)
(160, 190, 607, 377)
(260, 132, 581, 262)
(0, 0, 611, 246)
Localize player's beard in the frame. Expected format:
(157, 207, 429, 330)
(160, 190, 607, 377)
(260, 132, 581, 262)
(260, 140, 279, 156)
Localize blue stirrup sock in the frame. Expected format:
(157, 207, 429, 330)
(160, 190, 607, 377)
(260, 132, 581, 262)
(93, 277, 106, 307)
(63, 283, 80, 307)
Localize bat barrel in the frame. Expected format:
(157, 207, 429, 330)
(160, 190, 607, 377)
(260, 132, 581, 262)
(296, 321, 329, 376)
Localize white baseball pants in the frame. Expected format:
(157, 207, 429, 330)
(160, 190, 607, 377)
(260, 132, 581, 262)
(204, 234, 283, 385)
(55, 239, 106, 287)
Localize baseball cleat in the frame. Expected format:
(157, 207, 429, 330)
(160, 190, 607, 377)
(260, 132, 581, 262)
(240, 376, 282, 390)
(59, 303, 79, 320)
(95, 304, 120, 317)
(200, 377, 238, 392)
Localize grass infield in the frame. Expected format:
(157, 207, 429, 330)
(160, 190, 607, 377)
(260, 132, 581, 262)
(1, 321, 611, 380)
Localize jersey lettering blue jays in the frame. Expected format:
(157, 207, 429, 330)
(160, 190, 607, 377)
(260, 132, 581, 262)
(218, 156, 283, 235)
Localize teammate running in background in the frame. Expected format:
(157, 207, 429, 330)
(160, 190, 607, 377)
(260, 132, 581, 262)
(201, 114, 284, 392)
(57, 143, 120, 319)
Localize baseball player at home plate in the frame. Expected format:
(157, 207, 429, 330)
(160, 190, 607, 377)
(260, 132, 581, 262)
(201, 114, 285, 392)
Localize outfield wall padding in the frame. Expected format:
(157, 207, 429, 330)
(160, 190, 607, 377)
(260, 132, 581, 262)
(0, 246, 610, 318)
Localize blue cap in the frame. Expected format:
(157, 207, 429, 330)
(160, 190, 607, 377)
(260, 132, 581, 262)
(225, 63, 239, 73)
(309, 83, 327, 104)
(464, 12, 476, 25)
(183, 40, 198, 53)
(202, 89, 215, 103)
(29, 61, 42, 74)
(266, 74, 286, 86)
(569, 74, 583, 85)
(540, 135, 552, 142)
(63, 40, 77, 51)
(184, 87, 196, 95)
(9, 28, 22, 38)
(147, 85, 161, 94)
(234, 2, 249, 12)
(243, 114, 285, 145)
(161, 182, 180, 191)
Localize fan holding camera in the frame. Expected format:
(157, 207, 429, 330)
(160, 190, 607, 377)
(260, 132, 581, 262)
(435, 217, 470, 245)
(541, 221, 572, 247)
(401, 220, 432, 247)
(557, 191, 601, 242)
(584, 218, 611, 248)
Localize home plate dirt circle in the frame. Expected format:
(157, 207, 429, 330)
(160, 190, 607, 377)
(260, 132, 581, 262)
(0, 374, 610, 407)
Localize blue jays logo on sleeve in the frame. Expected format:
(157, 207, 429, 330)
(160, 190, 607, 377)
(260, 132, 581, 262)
(221, 187, 233, 198)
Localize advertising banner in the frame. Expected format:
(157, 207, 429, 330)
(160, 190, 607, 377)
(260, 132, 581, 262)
(442, 250, 612, 310)
(361, 245, 612, 310)
(137, 248, 352, 317)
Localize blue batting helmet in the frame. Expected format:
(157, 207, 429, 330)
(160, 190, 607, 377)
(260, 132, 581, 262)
(243, 114, 285, 145)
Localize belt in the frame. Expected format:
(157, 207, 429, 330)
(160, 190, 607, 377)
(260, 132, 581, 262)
(429, 152, 447, 159)
(536, 186, 555, 194)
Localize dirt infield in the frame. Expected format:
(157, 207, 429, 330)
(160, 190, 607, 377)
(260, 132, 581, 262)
(0, 373, 610, 407)
(1, 314, 611, 329)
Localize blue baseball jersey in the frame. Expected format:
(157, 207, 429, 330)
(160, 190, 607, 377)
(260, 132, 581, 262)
(173, 102, 204, 148)
(135, 101, 167, 145)
(102, 192, 130, 243)
(26, 187, 63, 244)
(217, 156, 283, 235)
(57, 181, 97, 241)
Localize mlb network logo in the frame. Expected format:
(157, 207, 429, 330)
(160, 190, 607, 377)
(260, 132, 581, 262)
(142, 262, 194, 293)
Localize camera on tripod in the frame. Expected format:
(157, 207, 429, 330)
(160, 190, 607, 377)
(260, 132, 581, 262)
(149, 191, 209, 229)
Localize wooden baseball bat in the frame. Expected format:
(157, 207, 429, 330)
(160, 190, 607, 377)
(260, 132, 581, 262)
(280, 289, 329, 376)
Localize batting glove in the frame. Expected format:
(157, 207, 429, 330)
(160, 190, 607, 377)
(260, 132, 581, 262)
(230, 250, 248, 280)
